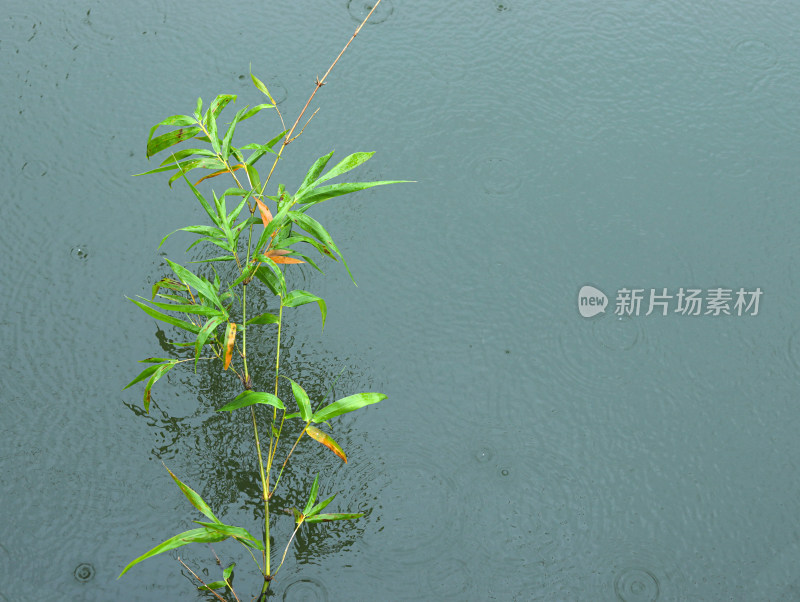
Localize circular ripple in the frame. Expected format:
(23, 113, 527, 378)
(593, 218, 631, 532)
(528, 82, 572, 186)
(472, 156, 523, 196)
(282, 577, 329, 601)
(591, 314, 641, 351)
(615, 567, 660, 601)
(70, 245, 89, 261)
(474, 444, 495, 464)
(346, 0, 394, 24)
(732, 38, 778, 70)
(550, 311, 644, 396)
(20, 159, 48, 180)
(73, 562, 95, 583)
(580, 540, 686, 601)
(427, 557, 472, 598)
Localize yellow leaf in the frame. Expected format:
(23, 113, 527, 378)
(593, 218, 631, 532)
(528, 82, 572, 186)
(305, 425, 347, 463)
(255, 197, 273, 229)
(223, 322, 237, 370)
(194, 163, 246, 185)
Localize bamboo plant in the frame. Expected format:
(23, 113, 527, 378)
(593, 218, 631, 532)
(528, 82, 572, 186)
(119, 3, 408, 598)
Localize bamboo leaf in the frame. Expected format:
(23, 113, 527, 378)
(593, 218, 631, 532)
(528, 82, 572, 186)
(296, 180, 411, 207)
(222, 322, 237, 370)
(306, 493, 337, 517)
(254, 258, 286, 297)
(146, 127, 202, 159)
(193, 522, 263, 550)
(285, 377, 312, 422)
(127, 297, 200, 334)
(217, 391, 285, 412)
(255, 197, 273, 229)
(297, 151, 334, 195)
(312, 393, 387, 423)
(314, 152, 374, 185)
(283, 290, 326, 330)
(250, 70, 276, 105)
(240, 103, 274, 122)
(165, 259, 225, 312)
(245, 312, 279, 326)
(305, 425, 347, 463)
(204, 94, 236, 126)
(303, 474, 320, 515)
(305, 513, 364, 523)
(221, 106, 249, 159)
(141, 297, 223, 317)
(164, 466, 220, 523)
(123, 363, 167, 390)
(118, 527, 227, 578)
(195, 315, 225, 370)
(143, 363, 177, 413)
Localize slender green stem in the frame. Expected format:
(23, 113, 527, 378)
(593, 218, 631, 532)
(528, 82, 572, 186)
(242, 284, 249, 384)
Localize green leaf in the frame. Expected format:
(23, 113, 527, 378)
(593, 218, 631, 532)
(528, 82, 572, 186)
(250, 70, 276, 104)
(305, 513, 364, 523)
(198, 580, 226, 592)
(171, 161, 221, 226)
(240, 103, 274, 122)
(151, 277, 188, 299)
(312, 393, 387, 423)
(284, 290, 327, 330)
(141, 297, 224, 317)
(204, 94, 236, 126)
(303, 474, 320, 515)
(118, 527, 227, 578)
(165, 158, 227, 187)
(296, 180, 411, 208)
(134, 157, 221, 177)
(195, 315, 225, 370)
(146, 126, 202, 159)
(315, 152, 374, 185)
(127, 297, 200, 334)
(245, 312, 280, 326)
(254, 257, 286, 298)
(307, 493, 337, 517)
(143, 363, 176, 412)
(217, 391, 285, 412)
(165, 466, 220, 523)
(297, 151, 334, 195)
(207, 106, 220, 155)
(244, 130, 285, 166)
(286, 211, 353, 281)
(194, 522, 264, 550)
(285, 377, 312, 422)
(221, 106, 249, 160)
(194, 97, 202, 119)
(165, 259, 226, 312)
(123, 363, 167, 390)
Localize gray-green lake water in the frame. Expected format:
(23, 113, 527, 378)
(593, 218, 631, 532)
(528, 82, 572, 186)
(2, 1, 800, 599)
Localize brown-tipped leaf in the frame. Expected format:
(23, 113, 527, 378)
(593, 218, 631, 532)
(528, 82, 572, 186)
(305, 425, 347, 463)
(223, 322, 237, 370)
